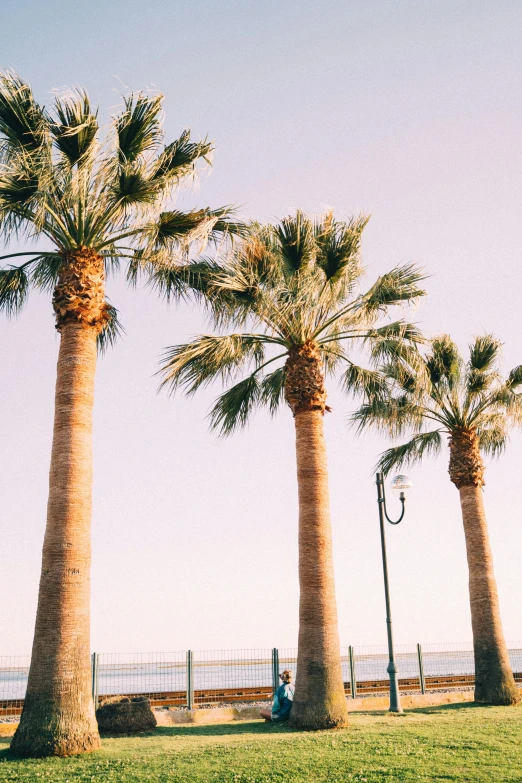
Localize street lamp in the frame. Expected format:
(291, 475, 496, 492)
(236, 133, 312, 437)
(375, 472, 413, 713)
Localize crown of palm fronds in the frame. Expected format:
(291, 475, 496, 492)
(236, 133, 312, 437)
(157, 211, 426, 434)
(0, 71, 241, 347)
(352, 333, 522, 474)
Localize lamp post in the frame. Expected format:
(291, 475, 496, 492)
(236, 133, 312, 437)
(376, 472, 412, 713)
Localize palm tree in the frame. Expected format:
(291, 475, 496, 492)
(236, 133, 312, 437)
(0, 71, 237, 756)
(353, 334, 521, 705)
(157, 212, 425, 729)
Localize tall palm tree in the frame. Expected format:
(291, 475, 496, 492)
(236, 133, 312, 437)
(0, 71, 236, 757)
(157, 213, 425, 729)
(353, 334, 521, 705)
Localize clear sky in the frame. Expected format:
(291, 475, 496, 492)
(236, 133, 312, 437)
(1, 0, 522, 655)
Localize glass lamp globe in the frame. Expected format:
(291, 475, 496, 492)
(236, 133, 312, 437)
(390, 474, 413, 498)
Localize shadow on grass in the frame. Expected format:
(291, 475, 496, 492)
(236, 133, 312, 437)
(345, 702, 483, 718)
(150, 721, 299, 738)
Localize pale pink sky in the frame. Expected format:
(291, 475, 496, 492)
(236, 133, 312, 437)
(1, 0, 522, 654)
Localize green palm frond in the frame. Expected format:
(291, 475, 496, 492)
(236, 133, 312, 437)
(340, 362, 388, 398)
(477, 415, 508, 456)
(361, 264, 426, 314)
(314, 213, 368, 284)
(366, 321, 423, 364)
(209, 373, 261, 435)
(0, 264, 29, 315)
(275, 210, 314, 274)
(260, 366, 286, 415)
(382, 358, 426, 395)
(111, 163, 160, 208)
(427, 335, 461, 388)
(376, 430, 443, 475)
(30, 254, 63, 292)
(351, 395, 425, 436)
(0, 71, 48, 156)
(469, 334, 501, 372)
(51, 89, 98, 166)
(159, 334, 268, 395)
(0, 170, 39, 207)
(152, 130, 212, 181)
(114, 92, 163, 164)
(465, 335, 502, 399)
(96, 304, 124, 354)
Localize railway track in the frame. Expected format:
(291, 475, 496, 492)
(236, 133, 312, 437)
(2, 672, 520, 715)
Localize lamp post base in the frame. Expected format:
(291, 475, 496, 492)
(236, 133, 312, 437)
(387, 661, 403, 713)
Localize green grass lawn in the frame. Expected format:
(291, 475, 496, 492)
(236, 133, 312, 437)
(1, 704, 521, 782)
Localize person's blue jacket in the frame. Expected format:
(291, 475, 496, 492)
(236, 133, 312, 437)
(271, 682, 295, 720)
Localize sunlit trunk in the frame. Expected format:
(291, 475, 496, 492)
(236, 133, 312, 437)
(12, 249, 107, 756)
(285, 342, 348, 730)
(458, 484, 518, 705)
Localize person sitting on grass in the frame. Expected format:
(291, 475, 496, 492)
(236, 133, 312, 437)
(260, 670, 295, 722)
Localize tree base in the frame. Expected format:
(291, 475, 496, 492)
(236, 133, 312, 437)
(474, 682, 520, 706)
(10, 725, 100, 758)
(10, 696, 101, 758)
(288, 700, 349, 730)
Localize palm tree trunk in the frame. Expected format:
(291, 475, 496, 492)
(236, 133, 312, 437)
(458, 484, 519, 705)
(12, 249, 106, 757)
(288, 408, 348, 729)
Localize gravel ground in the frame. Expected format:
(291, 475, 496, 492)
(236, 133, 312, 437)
(153, 687, 476, 712)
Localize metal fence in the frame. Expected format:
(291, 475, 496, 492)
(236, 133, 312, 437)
(2, 643, 522, 718)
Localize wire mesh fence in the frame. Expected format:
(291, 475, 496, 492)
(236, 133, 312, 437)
(192, 649, 274, 705)
(2, 643, 521, 716)
(0, 656, 30, 718)
(95, 651, 186, 708)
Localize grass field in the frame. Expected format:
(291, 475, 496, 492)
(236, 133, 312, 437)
(0, 704, 521, 782)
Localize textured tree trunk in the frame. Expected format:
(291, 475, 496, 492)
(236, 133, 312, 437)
(12, 249, 107, 756)
(449, 428, 518, 706)
(285, 342, 348, 729)
(458, 484, 518, 705)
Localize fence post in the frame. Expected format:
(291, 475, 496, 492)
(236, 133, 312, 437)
(91, 652, 99, 709)
(417, 643, 426, 695)
(271, 648, 280, 696)
(349, 646, 357, 699)
(186, 650, 194, 710)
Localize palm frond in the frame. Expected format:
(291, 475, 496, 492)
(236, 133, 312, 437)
(111, 163, 160, 208)
(361, 264, 426, 313)
(477, 421, 508, 457)
(114, 92, 163, 164)
(0, 171, 39, 206)
(376, 430, 443, 475)
(0, 71, 48, 156)
(351, 395, 424, 436)
(159, 334, 266, 395)
(315, 213, 368, 284)
(30, 254, 62, 292)
(51, 89, 98, 166)
(0, 264, 29, 315)
(366, 321, 424, 364)
(469, 334, 501, 372)
(97, 304, 124, 354)
(275, 211, 314, 274)
(340, 362, 388, 399)
(209, 373, 261, 435)
(260, 366, 286, 415)
(152, 130, 212, 181)
(427, 335, 461, 388)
